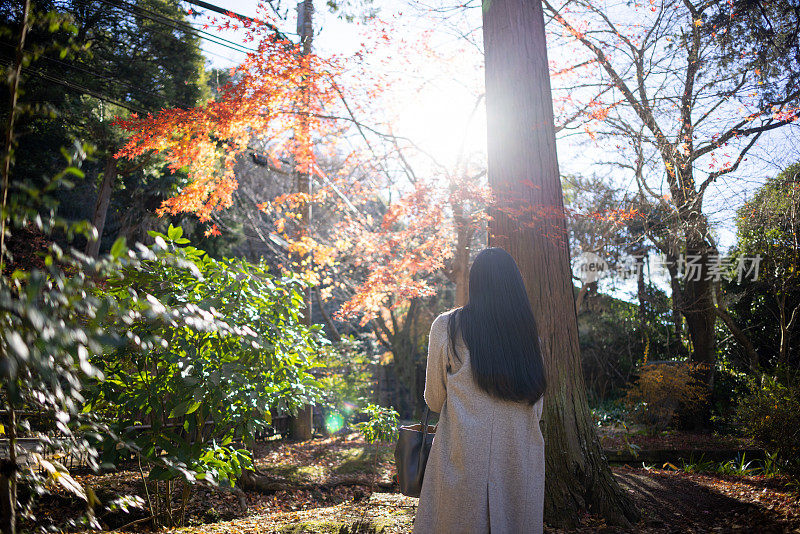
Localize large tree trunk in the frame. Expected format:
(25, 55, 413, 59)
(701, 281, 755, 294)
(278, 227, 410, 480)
(482, 0, 639, 527)
(85, 156, 116, 258)
(682, 237, 717, 388)
(665, 168, 716, 386)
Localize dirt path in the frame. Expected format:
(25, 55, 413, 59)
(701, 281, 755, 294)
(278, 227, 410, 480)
(25, 434, 800, 533)
(614, 469, 798, 533)
(163, 467, 800, 534)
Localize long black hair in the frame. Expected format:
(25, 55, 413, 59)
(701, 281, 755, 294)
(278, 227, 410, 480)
(448, 247, 547, 404)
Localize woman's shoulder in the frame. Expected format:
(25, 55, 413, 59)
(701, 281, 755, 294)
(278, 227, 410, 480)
(428, 309, 460, 346)
(431, 307, 460, 332)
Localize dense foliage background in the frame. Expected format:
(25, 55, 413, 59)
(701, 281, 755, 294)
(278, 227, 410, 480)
(1, 0, 799, 532)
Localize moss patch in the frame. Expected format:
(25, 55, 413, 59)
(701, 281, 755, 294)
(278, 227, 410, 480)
(253, 437, 395, 485)
(277, 520, 385, 533)
(258, 463, 328, 483)
(332, 446, 393, 476)
(170, 494, 418, 534)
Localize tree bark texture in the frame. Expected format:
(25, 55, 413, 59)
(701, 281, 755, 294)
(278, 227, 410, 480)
(681, 236, 717, 387)
(382, 301, 423, 418)
(85, 155, 116, 258)
(482, 0, 639, 527)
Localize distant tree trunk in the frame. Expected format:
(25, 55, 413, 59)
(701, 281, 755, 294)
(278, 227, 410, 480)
(482, 0, 639, 527)
(377, 300, 422, 418)
(450, 203, 473, 307)
(666, 255, 688, 357)
(636, 254, 648, 331)
(288, 0, 315, 441)
(778, 293, 799, 372)
(314, 288, 341, 342)
(85, 156, 116, 258)
(715, 306, 760, 372)
(574, 279, 597, 315)
(288, 405, 313, 441)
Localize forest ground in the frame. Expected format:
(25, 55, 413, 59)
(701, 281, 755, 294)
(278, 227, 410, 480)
(29, 433, 800, 533)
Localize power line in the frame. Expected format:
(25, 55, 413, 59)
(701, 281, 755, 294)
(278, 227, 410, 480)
(119, 0, 255, 52)
(182, 0, 289, 40)
(113, 0, 255, 53)
(0, 16, 242, 109)
(6, 0, 302, 120)
(200, 45, 245, 64)
(97, 0, 257, 56)
(0, 42, 170, 104)
(22, 65, 147, 114)
(3, 2, 265, 115)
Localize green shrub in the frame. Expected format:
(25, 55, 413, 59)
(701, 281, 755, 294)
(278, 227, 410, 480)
(710, 356, 751, 433)
(355, 404, 399, 444)
(0, 140, 154, 529)
(734, 374, 800, 476)
(316, 336, 376, 433)
(590, 398, 628, 427)
(85, 226, 331, 525)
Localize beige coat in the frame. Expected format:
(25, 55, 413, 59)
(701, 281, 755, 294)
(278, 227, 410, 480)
(413, 310, 545, 534)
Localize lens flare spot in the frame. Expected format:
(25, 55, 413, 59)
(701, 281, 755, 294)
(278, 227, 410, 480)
(325, 412, 345, 434)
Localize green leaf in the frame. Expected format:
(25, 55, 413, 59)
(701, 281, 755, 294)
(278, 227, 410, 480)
(168, 401, 192, 419)
(167, 225, 183, 241)
(110, 237, 127, 259)
(185, 401, 202, 415)
(63, 166, 84, 179)
(148, 465, 173, 480)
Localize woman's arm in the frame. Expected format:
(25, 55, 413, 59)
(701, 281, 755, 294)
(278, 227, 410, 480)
(423, 313, 449, 413)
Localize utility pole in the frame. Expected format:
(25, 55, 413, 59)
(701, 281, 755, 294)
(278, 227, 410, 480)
(288, 0, 315, 441)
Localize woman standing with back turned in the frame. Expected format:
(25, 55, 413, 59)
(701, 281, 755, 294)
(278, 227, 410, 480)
(413, 247, 547, 534)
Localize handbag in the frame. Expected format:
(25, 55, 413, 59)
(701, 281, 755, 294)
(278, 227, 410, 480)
(394, 405, 436, 497)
